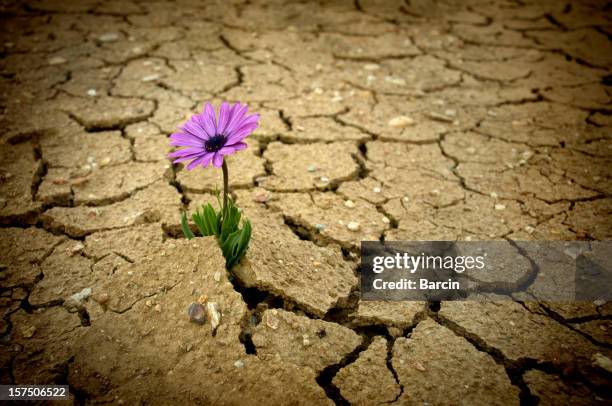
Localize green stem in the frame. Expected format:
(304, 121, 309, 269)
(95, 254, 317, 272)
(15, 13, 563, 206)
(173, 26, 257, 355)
(222, 159, 229, 220)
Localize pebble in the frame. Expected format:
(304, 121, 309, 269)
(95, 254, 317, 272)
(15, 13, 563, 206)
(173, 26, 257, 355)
(494, 203, 506, 211)
(154, 304, 162, 312)
(320, 176, 329, 183)
(384, 76, 406, 86)
(382, 216, 390, 224)
(373, 187, 381, 193)
(307, 165, 317, 172)
(388, 116, 415, 128)
(344, 200, 355, 208)
(48, 56, 67, 65)
(207, 302, 221, 333)
(94, 292, 109, 304)
(592, 353, 612, 374)
(98, 32, 120, 42)
(427, 112, 454, 123)
(69, 287, 92, 302)
(295, 125, 305, 131)
(414, 361, 426, 372)
(524, 225, 535, 234)
(67, 242, 84, 256)
(145, 300, 154, 307)
(265, 310, 279, 330)
(86, 89, 97, 97)
(252, 190, 270, 203)
(315, 223, 326, 231)
(234, 360, 245, 368)
(187, 302, 207, 324)
(213, 271, 221, 282)
(347, 221, 360, 231)
(99, 157, 111, 167)
(141, 74, 160, 82)
(363, 63, 380, 71)
(489, 192, 498, 199)
(22, 326, 37, 338)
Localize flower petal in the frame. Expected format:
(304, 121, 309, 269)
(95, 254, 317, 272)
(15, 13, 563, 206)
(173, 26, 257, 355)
(224, 103, 248, 136)
(217, 102, 232, 135)
(202, 103, 217, 136)
(212, 152, 224, 167)
(186, 154, 209, 170)
(226, 121, 259, 145)
(219, 142, 248, 155)
(181, 119, 208, 140)
(170, 133, 205, 148)
(200, 152, 214, 168)
(168, 147, 204, 158)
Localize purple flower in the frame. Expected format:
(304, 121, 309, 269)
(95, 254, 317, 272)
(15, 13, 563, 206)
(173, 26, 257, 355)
(168, 102, 259, 169)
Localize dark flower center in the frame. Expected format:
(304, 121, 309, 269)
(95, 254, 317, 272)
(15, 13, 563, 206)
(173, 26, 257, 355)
(204, 134, 226, 152)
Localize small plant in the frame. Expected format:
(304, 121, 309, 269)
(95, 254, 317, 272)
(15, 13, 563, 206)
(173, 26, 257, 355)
(169, 102, 259, 268)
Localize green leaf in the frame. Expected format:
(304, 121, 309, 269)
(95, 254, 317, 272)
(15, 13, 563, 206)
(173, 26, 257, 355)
(180, 212, 195, 240)
(192, 209, 207, 236)
(222, 218, 252, 268)
(202, 203, 220, 235)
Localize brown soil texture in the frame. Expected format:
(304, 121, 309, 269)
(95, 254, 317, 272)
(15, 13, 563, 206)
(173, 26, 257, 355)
(1, 0, 611, 405)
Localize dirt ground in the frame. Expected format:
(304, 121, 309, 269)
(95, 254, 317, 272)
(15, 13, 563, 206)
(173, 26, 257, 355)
(1, 0, 611, 404)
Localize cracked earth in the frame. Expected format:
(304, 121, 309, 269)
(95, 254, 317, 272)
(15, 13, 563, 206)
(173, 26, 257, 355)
(0, 0, 611, 404)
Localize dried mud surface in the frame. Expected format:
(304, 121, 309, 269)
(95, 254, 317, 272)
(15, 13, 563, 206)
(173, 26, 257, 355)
(0, 0, 611, 404)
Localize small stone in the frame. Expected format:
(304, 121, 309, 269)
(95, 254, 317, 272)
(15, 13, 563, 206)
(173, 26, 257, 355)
(347, 221, 360, 231)
(98, 32, 120, 42)
(364, 63, 380, 71)
(592, 353, 612, 374)
(69, 287, 92, 302)
(234, 360, 245, 368)
(188, 302, 206, 324)
(382, 216, 390, 224)
(594, 299, 606, 306)
(344, 200, 355, 208)
(99, 157, 111, 167)
(94, 292, 109, 304)
(265, 309, 280, 330)
(388, 116, 415, 128)
(320, 176, 329, 183)
(444, 109, 457, 117)
(307, 165, 317, 172)
(427, 112, 454, 123)
(142, 74, 160, 82)
(253, 191, 270, 203)
(22, 326, 37, 338)
(384, 76, 406, 86)
(373, 187, 381, 193)
(207, 302, 221, 333)
(145, 300, 154, 307)
(430, 189, 440, 196)
(414, 361, 426, 372)
(48, 56, 67, 65)
(524, 225, 535, 234)
(213, 271, 221, 282)
(490, 192, 498, 199)
(154, 304, 162, 312)
(494, 204, 506, 211)
(67, 242, 85, 256)
(86, 89, 97, 97)
(295, 125, 305, 132)
(315, 223, 326, 231)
